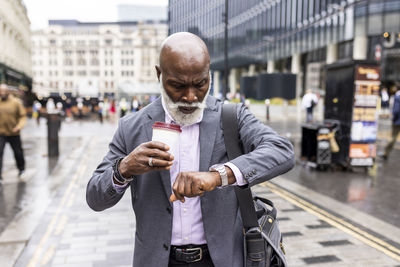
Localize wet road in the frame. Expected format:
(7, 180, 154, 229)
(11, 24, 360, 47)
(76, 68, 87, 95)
(260, 110, 400, 228)
(0, 118, 117, 234)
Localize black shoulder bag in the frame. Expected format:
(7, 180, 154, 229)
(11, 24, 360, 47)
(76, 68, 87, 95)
(222, 103, 287, 267)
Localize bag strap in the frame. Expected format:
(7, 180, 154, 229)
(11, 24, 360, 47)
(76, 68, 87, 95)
(221, 103, 259, 229)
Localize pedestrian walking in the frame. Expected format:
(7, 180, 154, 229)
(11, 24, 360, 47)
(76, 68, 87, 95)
(119, 97, 128, 118)
(380, 87, 390, 118)
(0, 84, 27, 181)
(131, 96, 140, 112)
(86, 32, 295, 267)
(32, 100, 42, 125)
(98, 101, 104, 123)
(302, 89, 319, 123)
(381, 87, 400, 160)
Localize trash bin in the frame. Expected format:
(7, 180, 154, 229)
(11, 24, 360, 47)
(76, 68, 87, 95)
(301, 120, 340, 169)
(47, 113, 61, 157)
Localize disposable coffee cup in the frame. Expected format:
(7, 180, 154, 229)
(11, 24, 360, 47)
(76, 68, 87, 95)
(152, 122, 181, 156)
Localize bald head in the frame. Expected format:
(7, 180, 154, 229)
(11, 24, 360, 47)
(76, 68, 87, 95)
(0, 83, 9, 100)
(158, 32, 210, 74)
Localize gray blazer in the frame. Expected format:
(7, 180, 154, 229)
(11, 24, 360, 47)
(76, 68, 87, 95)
(86, 96, 295, 267)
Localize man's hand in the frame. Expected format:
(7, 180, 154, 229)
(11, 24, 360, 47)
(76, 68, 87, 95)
(170, 172, 220, 203)
(12, 126, 21, 133)
(119, 141, 174, 177)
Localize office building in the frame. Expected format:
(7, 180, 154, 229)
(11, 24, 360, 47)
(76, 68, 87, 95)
(0, 0, 32, 90)
(168, 0, 400, 98)
(32, 19, 167, 98)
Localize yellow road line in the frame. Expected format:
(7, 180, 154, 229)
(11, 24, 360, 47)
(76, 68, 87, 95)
(262, 182, 400, 262)
(26, 163, 87, 267)
(54, 215, 68, 236)
(40, 245, 55, 266)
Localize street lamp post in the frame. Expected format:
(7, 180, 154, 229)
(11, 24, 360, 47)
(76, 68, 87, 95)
(223, 0, 229, 100)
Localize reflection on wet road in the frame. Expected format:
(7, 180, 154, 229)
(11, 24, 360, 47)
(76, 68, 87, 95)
(0, 118, 117, 234)
(266, 116, 400, 228)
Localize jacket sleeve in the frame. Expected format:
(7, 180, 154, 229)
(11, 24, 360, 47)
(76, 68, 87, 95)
(16, 99, 27, 130)
(86, 119, 129, 211)
(229, 104, 295, 186)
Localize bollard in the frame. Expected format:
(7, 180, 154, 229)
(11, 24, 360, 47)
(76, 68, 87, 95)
(265, 99, 270, 122)
(47, 113, 60, 157)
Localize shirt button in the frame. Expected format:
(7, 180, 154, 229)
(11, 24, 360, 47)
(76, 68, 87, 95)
(184, 237, 189, 241)
(183, 208, 187, 212)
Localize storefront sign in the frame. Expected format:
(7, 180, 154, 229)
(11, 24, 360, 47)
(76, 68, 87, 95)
(350, 65, 380, 166)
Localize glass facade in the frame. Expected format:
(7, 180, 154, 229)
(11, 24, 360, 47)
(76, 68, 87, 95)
(168, 0, 400, 70)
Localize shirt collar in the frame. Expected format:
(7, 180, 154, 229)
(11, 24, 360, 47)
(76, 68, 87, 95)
(161, 96, 204, 126)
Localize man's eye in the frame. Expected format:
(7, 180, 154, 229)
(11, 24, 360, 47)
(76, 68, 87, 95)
(172, 84, 184, 89)
(196, 81, 206, 88)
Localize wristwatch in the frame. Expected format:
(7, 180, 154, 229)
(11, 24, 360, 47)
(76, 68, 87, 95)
(209, 164, 229, 187)
(113, 157, 134, 184)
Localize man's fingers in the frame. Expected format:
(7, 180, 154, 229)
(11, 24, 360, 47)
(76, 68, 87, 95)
(170, 193, 178, 202)
(142, 147, 174, 161)
(145, 141, 170, 151)
(172, 174, 185, 203)
(145, 157, 173, 167)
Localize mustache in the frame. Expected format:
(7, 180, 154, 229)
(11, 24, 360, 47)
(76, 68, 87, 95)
(168, 101, 207, 109)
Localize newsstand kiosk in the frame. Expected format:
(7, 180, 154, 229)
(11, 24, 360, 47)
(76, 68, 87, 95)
(324, 60, 381, 169)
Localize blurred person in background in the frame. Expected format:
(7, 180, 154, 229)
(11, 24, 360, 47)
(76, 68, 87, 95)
(98, 101, 104, 123)
(131, 96, 140, 112)
(381, 86, 400, 160)
(119, 97, 128, 118)
(302, 89, 319, 123)
(0, 84, 27, 181)
(46, 98, 56, 114)
(32, 100, 42, 125)
(380, 87, 390, 118)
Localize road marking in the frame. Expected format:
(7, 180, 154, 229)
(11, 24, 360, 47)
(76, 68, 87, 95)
(67, 192, 76, 208)
(40, 245, 55, 266)
(26, 162, 87, 267)
(54, 215, 68, 236)
(262, 182, 400, 262)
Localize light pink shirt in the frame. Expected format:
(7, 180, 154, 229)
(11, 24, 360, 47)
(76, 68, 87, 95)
(161, 98, 246, 245)
(113, 98, 246, 246)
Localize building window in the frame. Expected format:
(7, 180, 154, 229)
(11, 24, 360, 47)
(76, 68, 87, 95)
(105, 39, 113, 45)
(123, 39, 132, 45)
(78, 59, 86, 65)
(77, 71, 87, 76)
(91, 58, 99, 65)
(49, 39, 56, 45)
(64, 59, 73, 65)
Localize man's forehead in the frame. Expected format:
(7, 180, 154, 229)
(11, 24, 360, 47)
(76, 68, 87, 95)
(165, 71, 209, 83)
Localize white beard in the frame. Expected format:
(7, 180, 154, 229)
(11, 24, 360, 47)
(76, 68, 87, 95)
(160, 73, 211, 126)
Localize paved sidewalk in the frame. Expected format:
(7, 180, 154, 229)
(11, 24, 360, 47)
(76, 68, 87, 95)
(12, 134, 400, 267)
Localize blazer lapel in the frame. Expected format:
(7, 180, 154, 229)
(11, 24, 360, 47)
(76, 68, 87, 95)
(199, 98, 219, 172)
(144, 98, 172, 203)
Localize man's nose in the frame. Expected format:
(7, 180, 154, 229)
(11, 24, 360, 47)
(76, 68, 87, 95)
(182, 87, 198, 103)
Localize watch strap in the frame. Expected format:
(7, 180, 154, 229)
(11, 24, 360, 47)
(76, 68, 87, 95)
(209, 164, 229, 187)
(112, 157, 134, 184)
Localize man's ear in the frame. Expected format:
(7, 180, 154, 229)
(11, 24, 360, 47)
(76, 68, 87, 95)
(155, 65, 161, 82)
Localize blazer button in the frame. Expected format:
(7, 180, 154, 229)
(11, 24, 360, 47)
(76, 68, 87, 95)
(163, 244, 169, 250)
(166, 207, 172, 214)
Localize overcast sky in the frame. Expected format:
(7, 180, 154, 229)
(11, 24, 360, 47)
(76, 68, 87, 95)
(23, 0, 168, 30)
